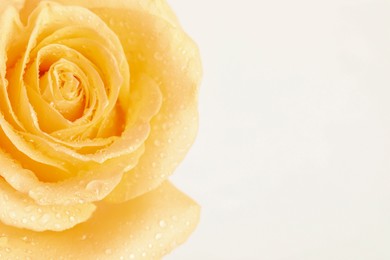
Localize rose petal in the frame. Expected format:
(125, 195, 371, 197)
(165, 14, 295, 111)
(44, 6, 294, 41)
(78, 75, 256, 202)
(0, 142, 144, 206)
(0, 181, 200, 259)
(0, 1, 24, 14)
(0, 178, 96, 232)
(19, 73, 161, 166)
(23, 75, 163, 204)
(0, 6, 26, 131)
(22, 0, 179, 27)
(90, 8, 202, 202)
(27, 146, 144, 206)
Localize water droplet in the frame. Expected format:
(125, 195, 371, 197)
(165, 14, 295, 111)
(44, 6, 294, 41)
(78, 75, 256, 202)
(155, 233, 162, 240)
(154, 139, 161, 146)
(40, 213, 51, 224)
(105, 248, 112, 255)
(129, 254, 135, 259)
(9, 211, 16, 219)
(69, 216, 75, 222)
(86, 180, 105, 198)
(159, 220, 167, 228)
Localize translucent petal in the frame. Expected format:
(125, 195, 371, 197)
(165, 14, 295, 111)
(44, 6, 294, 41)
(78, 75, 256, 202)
(0, 179, 96, 232)
(0, 182, 200, 259)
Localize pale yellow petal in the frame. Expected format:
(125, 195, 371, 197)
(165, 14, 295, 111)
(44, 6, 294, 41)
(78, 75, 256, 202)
(0, 179, 96, 232)
(0, 182, 200, 259)
(0, 0, 24, 13)
(0, 143, 143, 206)
(15, 74, 161, 171)
(94, 9, 201, 202)
(21, 0, 179, 27)
(27, 146, 144, 206)
(0, 6, 25, 131)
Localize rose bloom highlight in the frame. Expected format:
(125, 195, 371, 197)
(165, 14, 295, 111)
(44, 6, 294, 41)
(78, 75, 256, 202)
(0, 0, 202, 259)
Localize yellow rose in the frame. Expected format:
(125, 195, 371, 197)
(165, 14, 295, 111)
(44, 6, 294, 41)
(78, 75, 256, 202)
(0, 0, 202, 259)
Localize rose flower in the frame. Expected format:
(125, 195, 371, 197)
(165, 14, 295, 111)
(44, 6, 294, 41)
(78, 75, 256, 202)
(0, 0, 202, 259)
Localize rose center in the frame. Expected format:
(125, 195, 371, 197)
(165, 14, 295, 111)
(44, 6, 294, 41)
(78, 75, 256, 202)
(39, 60, 86, 122)
(58, 71, 81, 101)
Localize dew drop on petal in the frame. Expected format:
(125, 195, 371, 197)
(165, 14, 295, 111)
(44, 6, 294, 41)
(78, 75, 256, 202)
(159, 220, 167, 228)
(155, 233, 162, 240)
(9, 211, 16, 219)
(40, 213, 51, 224)
(86, 180, 105, 198)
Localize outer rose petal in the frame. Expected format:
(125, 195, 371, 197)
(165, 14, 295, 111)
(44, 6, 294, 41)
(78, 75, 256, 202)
(92, 8, 202, 202)
(0, 179, 96, 232)
(21, 0, 179, 27)
(0, 182, 200, 259)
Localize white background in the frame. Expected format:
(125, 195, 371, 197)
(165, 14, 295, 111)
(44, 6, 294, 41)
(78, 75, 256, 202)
(168, 0, 390, 259)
